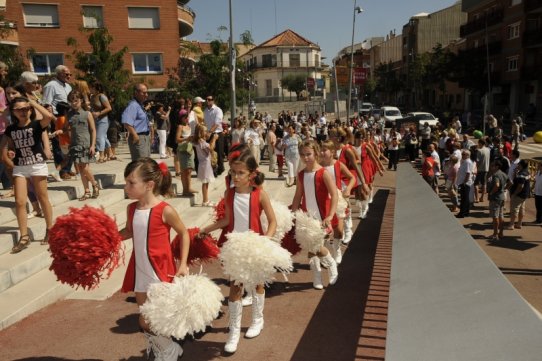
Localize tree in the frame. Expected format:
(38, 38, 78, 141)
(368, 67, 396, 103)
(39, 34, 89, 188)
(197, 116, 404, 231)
(281, 74, 306, 100)
(0, 16, 28, 84)
(66, 27, 132, 119)
(374, 62, 401, 104)
(240, 30, 254, 46)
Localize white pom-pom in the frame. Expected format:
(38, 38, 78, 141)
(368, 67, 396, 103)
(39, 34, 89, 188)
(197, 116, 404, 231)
(261, 200, 294, 242)
(219, 231, 293, 289)
(140, 274, 224, 339)
(336, 190, 348, 219)
(294, 210, 326, 254)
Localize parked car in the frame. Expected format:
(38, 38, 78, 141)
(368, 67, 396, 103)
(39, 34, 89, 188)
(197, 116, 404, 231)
(360, 102, 373, 116)
(381, 106, 403, 127)
(406, 112, 439, 129)
(369, 108, 381, 121)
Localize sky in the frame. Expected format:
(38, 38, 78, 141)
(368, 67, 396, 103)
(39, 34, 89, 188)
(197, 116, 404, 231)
(186, 0, 459, 62)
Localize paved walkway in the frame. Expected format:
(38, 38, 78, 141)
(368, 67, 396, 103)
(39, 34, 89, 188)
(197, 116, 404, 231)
(0, 152, 396, 361)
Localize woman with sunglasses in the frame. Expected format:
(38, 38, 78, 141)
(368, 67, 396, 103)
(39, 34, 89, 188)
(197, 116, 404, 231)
(0, 96, 55, 253)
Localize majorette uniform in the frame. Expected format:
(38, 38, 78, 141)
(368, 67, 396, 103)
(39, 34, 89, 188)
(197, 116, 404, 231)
(121, 201, 183, 361)
(217, 187, 263, 246)
(122, 201, 175, 293)
(221, 186, 266, 354)
(324, 163, 348, 263)
(338, 144, 359, 190)
(361, 143, 376, 185)
(297, 168, 339, 289)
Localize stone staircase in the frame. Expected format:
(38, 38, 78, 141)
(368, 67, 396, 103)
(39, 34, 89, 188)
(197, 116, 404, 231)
(0, 145, 295, 330)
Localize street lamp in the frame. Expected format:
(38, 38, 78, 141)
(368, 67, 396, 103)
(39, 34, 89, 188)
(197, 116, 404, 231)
(347, 2, 363, 123)
(229, 0, 236, 121)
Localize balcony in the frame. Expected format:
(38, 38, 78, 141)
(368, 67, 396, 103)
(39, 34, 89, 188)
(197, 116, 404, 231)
(177, 2, 195, 37)
(0, 21, 19, 46)
(460, 40, 502, 57)
(525, 0, 542, 13)
(460, 8, 504, 37)
(523, 28, 542, 47)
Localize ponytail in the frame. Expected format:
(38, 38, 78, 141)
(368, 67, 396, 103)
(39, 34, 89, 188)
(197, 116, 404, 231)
(124, 158, 173, 197)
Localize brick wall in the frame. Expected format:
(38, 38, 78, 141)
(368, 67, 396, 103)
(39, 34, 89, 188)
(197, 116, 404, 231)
(4, 0, 184, 89)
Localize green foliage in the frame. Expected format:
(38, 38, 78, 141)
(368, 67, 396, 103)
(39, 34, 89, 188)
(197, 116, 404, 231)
(240, 30, 254, 45)
(280, 74, 307, 99)
(66, 27, 132, 120)
(0, 45, 28, 85)
(374, 62, 401, 103)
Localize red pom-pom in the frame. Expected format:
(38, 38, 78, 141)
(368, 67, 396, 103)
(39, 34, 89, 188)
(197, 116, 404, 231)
(213, 198, 226, 221)
(48, 206, 123, 290)
(281, 227, 301, 256)
(171, 227, 220, 265)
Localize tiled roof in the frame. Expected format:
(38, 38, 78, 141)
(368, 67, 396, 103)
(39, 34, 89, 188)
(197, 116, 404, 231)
(257, 29, 319, 49)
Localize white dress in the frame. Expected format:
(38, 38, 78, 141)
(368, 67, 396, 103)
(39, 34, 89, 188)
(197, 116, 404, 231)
(133, 208, 160, 292)
(303, 171, 321, 221)
(195, 140, 215, 183)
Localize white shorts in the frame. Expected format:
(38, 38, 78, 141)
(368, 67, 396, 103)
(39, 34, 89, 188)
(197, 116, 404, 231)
(12, 163, 48, 178)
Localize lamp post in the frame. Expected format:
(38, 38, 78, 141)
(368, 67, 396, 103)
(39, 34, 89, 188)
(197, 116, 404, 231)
(229, 0, 236, 121)
(347, 2, 363, 123)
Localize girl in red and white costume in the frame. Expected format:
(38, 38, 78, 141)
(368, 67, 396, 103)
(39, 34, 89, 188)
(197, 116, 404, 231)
(355, 129, 385, 217)
(319, 140, 355, 264)
(330, 127, 369, 225)
(199, 149, 276, 354)
(292, 139, 339, 289)
(120, 158, 190, 361)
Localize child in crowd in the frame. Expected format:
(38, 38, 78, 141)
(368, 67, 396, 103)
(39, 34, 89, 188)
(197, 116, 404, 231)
(319, 140, 355, 263)
(64, 90, 99, 200)
(120, 157, 190, 360)
(291, 139, 339, 290)
(198, 149, 276, 354)
(193, 124, 217, 206)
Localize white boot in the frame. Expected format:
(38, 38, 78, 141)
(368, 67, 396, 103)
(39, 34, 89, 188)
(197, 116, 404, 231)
(224, 301, 243, 353)
(369, 188, 374, 203)
(241, 288, 254, 307)
(343, 212, 353, 244)
(332, 239, 343, 264)
(148, 334, 183, 361)
(245, 292, 265, 338)
(320, 253, 339, 285)
(360, 200, 369, 219)
(309, 256, 323, 290)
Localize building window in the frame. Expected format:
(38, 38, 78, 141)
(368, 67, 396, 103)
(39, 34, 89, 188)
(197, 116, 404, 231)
(265, 79, 272, 96)
(507, 22, 520, 39)
(23, 4, 59, 28)
(128, 7, 160, 29)
(507, 56, 519, 72)
(262, 54, 276, 68)
(31, 54, 63, 74)
(82, 6, 103, 28)
(289, 54, 300, 67)
(132, 53, 163, 74)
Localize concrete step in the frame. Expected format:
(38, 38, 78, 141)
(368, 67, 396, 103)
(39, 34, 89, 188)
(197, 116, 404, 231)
(0, 267, 72, 330)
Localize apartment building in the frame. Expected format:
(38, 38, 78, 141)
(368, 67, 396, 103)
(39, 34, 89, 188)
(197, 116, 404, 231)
(239, 29, 325, 102)
(461, 0, 542, 122)
(1, 0, 196, 89)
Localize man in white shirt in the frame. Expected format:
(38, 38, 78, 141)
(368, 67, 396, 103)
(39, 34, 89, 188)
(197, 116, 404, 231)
(204, 96, 225, 175)
(42, 65, 72, 115)
(456, 149, 474, 218)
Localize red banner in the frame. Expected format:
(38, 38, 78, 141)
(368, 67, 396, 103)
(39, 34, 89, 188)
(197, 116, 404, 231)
(354, 68, 367, 85)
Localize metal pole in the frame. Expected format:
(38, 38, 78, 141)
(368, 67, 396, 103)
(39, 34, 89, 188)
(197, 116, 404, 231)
(483, 19, 491, 135)
(229, 0, 236, 121)
(334, 59, 340, 120)
(347, 0, 358, 123)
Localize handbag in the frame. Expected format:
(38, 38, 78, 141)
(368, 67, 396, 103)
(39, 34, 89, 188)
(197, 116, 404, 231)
(178, 141, 193, 155)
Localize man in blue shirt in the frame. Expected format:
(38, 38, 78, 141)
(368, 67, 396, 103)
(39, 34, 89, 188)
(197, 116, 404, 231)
(122, 83, 150, 161)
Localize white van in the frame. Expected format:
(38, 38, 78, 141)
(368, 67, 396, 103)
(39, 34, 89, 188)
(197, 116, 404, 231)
(380, 106, 403, 126)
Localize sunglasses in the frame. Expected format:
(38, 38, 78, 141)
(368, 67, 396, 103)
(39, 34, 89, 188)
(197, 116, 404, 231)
(13, 106, 32, 112)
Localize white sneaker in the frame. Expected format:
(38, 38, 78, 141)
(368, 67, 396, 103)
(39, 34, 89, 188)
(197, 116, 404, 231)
(51, 172, 63, 182)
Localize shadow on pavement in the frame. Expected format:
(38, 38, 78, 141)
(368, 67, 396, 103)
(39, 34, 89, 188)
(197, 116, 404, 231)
(13, 358, 102, 361)
(487, 237, 538, 251)
(110, 313, 140, 334)
(290, 190, 389, 361)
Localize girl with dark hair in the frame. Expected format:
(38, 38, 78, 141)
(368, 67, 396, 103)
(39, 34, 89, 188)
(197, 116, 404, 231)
(0, 96, 55, 252)
(198, 148, 276, 354)
(120, 157, 189, 360)
(193, 124, 217, 206)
